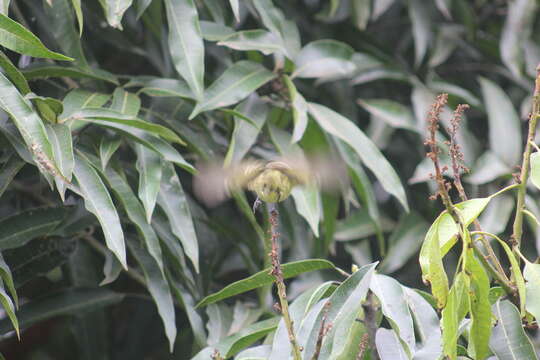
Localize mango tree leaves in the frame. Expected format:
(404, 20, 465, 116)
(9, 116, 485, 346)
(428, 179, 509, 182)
(0, 207, 67, 250)
(164, 0, 205, 99)
(98, 0, 134, 29)
(524, 262, 540, 322)
(530, 152, 540, 189)
(0, 14, 72, 61)
(45, 124, 73, 201)
(189, 61, 275, 119)
(292, 40, 356, 80)
(127, 238, 176, 352)
(73, 153, 126, 268)
(479, 77, 521, 166)
(196, 259, 336, 308)
(308, 102, 408, 211)
(441, 273, 470, 360)
(218, 30, 284, 56)
(489, 301, 538, 360)
(156, 163, 198, 271)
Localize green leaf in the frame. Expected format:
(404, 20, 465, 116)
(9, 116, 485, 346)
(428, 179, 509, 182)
(199, 20, 235, 41)
(352, 0, 371, 30)
(283, 75, 308, 143)
(73, 153, 126, 268)
(110, 88, 141, 117)
(224, 95, 267, 165)
(60, 90, 111, 120)
(441, 273, 470, 359)
(127, 77, 193, 99)
(0, 207, 67, 250)
(466, 249, 491, 360)
(99, 0, 134, 29)
(380, 212, 429, 273)
(169, 279, 206, 347)
(69, 108, 185, 145)
(290, 185, 321, 237)
(370, 274, 415, 355)
(500, 0, 537, 78)
(127, 238, 176, 352)
(302, 263, 376, 359)
(196, 259, 336, 308)
(69, 0, 83, 36)
(23, 65, 118, 84)
(419, 198, 491, 277)
(0, 155, 24, 200)
(45, 123, 73, 201)
(253, 0, 300, 59)
(229, 0, 239, 21)
(43, 0, 87, 67)
(192, 317, 279, 359)
(218, 30, 284, 56)
(403, 287, 442, 359)
(375, 328, 409, 360)
(190, 61, 275, 119)
(530, 152, 540, 190)
(0, 71, 57, 179)
(0, 1, 8, 15)
(0, 50, 30, 94)
(467, 150, 511, 185)
(357, 98, 416, 131)
(292, 40, 356, 80)
(490, 301, 538, 360)
(0, 252, 17, 308)
(408, 0, 431, 66)
(164, 0, 205, 99)
(157, 163, 198, 271)
(479, 77, 522, 166)
(99, 137, 122, 169)
(308, 102, 408, 211)
(135, 145, 162, 223)
(0, 288, 124, 334)
(524, 262, 540, 322)
(0, 13, 72, 61)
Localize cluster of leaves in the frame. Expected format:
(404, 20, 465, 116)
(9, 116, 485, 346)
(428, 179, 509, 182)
(0, 0, 539, 359)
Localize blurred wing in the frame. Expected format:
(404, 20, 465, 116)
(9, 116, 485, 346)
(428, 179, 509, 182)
(269, 154, 348, 190)
(194, 159, 265, 206)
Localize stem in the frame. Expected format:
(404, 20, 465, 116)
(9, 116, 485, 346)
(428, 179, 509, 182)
(512, 65, 540, 260)
(269, 209, 302, 360)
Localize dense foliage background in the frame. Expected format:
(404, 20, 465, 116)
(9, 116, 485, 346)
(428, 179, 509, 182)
(0, 0, 539, 359)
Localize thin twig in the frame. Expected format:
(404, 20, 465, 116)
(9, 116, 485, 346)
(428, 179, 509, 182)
(511, 64, 540, 263)
(362, 291, 379, 360)
(269, 209, 302, 360)
(311, 301, 332, 360)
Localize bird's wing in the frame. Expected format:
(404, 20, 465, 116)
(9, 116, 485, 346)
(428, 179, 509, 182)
(193, 159, 265, 206)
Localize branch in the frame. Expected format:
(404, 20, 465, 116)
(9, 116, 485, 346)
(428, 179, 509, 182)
(511, 64, 540, 260)
(269, 209, 302, 360)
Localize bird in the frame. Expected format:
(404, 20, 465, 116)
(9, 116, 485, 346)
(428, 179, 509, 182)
(193, 155, 347, 211)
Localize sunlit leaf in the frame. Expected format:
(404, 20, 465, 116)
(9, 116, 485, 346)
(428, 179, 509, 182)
(292, 40, 356, 80)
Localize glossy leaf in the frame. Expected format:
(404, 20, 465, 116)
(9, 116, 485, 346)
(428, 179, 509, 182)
(283, 75, 308, 143)
(69, 0, 83, 36)
(530, 152, 540, 190)
(189, 61, 275, 119)
(441, 273, 469, 359)
(23, 66, 118, 84)
(0, 50, 30, 94)
(99, 137, 122, 169)
(357, 98, 416, 131)
(376, 328, 409, 360)
(127, 238, 176, 351)
(73, 153, 126, 268)
(218, 30, 284, 55)
(303, 263, 376, 359)
(479, 77, 521, 166)
(500, 0, 537, 78)
(127, 77, 193, 99)
(164, 0, 205, 99)
(408, 0, 431, 66)
(490, 301, 538, 360)
(135, 145, 162, 224)
(45, 123, 73, 201)
(100, 0, 134, 29)
(110, 88, 141, 117)
(292, 40, 356, 80)
(196, 259, 336, 308)
(0, 288, 124, 334)
(60, 90, 111, 120)
(308, 102, 408, 211)
(524, 262, 540, 322)
(0, 155, 24, 199)
(157, 162, 198, 271)
(0, 207, 67, 250)
(224, 95, 267, 165)
(0, 14, 72, 61)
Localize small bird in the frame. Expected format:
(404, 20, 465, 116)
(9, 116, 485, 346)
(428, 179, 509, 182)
(193, 155, 347, 210)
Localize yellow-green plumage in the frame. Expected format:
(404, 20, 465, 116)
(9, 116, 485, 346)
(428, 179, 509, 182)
(247, 168, 294, 203)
